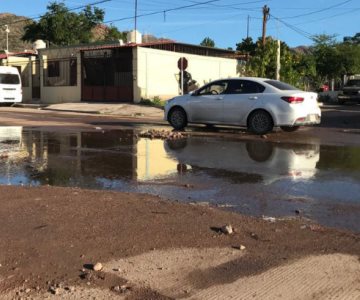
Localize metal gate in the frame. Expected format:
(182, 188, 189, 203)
(81, 47, 133, 102)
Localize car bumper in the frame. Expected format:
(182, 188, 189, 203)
(293, 113, 321, 125)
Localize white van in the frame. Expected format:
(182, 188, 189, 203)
(0, 66, 22, 103)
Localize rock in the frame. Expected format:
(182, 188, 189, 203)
(113, 268, 120, 272)
(93, 262, 103, 271)
(49, 287, 60, 295)
(120, 285, 130, 293)
(25, 288, 31, 293)
(262, 216, 276, 223)
(261, 134, 268, 139)
(221, 224, 233, 235)
(234, 245, 246, 250)
(250, 232, 259, 240)
(295, 209, 301, 214)
(113, 285, 121, 293)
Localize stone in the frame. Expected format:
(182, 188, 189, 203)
(93, 262, 103, 271)
(221, 224, 233, 235)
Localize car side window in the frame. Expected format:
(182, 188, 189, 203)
(197, 81, 228, 96)
(226, 80, 265, 94)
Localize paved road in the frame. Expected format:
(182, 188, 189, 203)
(0, 104, 359, 146)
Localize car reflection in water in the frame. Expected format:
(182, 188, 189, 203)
(164, 137, 320, 184)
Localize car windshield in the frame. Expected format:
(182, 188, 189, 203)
(264, 80, 299, 91)
(346, 80, 360, 87)
(0, 73, 20, 84)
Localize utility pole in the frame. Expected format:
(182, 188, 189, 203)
(4, 25, 10, 53)
(246, 15, 250, 39)
(134, 0, 138, 42)
(262, 5, 270, 46)
(276, 39, 281, 80)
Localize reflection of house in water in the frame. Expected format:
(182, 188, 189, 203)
(16, 129, 178, 186)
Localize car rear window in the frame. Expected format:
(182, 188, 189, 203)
(0, 74, 20, 84)
(264, 80, 299, 91)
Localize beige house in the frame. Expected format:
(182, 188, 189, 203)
(2, 41, 244, 104)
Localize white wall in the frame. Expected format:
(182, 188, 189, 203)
(134, 47, 239, 102)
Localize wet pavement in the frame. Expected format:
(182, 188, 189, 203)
(1, 126, 360, 232)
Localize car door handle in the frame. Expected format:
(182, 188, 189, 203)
(249, 96, 258, 100)
(215, 97, 223, 100)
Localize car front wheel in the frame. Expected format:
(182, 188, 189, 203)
(168, 107, 188, 130)
(248, 110, 274, 135)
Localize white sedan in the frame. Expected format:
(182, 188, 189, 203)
(164, 77, 321, 134)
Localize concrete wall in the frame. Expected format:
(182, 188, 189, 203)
(38, 48, 82, 104)
(134, 47, 240, 102)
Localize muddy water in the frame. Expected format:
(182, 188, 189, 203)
(1, 127, 360, 232)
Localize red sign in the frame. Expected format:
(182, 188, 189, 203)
(177, 57, 188, 71)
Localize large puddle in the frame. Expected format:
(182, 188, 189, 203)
(1, 127, 360, 232)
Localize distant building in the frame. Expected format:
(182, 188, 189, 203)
(1, 40, 244, 104)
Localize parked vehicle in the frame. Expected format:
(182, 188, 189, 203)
(164, 137, 320, 183)
(164, 77, 321, 134)
(0, 66, 22, 104)
(338, 77, 360, 104)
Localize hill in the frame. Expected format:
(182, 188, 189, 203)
(0, 13, 32, 52)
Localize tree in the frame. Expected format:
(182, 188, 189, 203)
(200, 37, 215, 47)
(236, 37, 256, 56)
(22, 2, 105, 45)
(343, 32, 360, 44)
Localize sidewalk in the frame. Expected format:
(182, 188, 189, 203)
(16, 102, 164, 119)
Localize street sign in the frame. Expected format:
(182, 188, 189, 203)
(177, 57, 188, 71)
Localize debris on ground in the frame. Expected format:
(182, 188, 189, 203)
(221, 224, 234, 235)
(233, 245, 246, 250)
(93, 262, 103, 271)
(262, 216, 277, 223)
(139, 129, 186, 140)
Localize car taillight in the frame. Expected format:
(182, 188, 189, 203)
(281, 96, 304, 103)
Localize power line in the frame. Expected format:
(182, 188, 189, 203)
(0, 0, 111, 27)
(104, 0, 223, 23)
(270, 14, 313, 40)
(278, 0, 353, 19)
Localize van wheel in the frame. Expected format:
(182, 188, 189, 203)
(248, 110, 273, 135)
(168, 107, 188, 130)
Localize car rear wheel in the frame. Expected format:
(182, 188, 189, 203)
(168, 107, 188, 130)
(280, 126, 300, 132)
(248, 110, 273, 135)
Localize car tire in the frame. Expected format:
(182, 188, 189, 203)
(246, 141, 273, 162)
(280, 126, 300, 132)
(248, 110, 273, 135)
(168, 107, 188, 130)
(165, 138, 187, 150)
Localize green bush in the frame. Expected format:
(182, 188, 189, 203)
(140, 96, 164, 108)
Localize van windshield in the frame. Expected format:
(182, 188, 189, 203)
(0, 74, 20, 84)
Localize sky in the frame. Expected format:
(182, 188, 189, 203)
(1, 0, 360, 49)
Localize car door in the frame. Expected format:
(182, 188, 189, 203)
(223, 80, 265, 124)
(188, 80, 228, 123)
